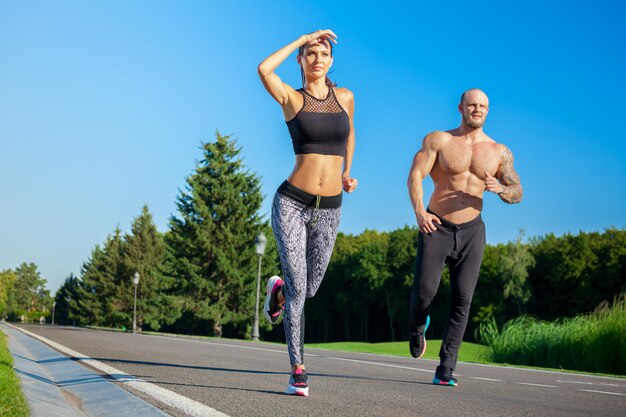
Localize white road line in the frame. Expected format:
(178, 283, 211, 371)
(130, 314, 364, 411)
(147, 334, 293, 356)
(194, 341, 290, 355)
(150, 333, 445, 378)
(326, 356, 440, 374)
(556, 380, 594, 385)
(451, 360, 626, 382)
(148, 334, 437, 374)
(557, 380, 625, 387)
(515, 382, 559, 388)
(8, 324, 229, 417)
(578, 389, 626, 396)
(471, 377, 503, 382)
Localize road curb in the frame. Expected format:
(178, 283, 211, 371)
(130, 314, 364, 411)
(2, 322, 228, 417)
(2, 321, 172, 417)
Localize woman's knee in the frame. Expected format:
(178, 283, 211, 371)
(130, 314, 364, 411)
(287, 283, 306, 301)
(306, 286, 319, 298)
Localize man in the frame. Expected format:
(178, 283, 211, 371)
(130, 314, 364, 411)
(407, 88, 522, 386)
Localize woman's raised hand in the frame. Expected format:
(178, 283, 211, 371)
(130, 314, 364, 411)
(303, 29, 338, 45)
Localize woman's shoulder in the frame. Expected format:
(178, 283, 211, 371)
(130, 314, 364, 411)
(333, 88, 354, 113)
(333, 87, 354, 101)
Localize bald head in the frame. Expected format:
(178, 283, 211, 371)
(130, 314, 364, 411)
(460, 88, 489, 106)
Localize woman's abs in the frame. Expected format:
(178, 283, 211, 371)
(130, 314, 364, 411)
(287, 154, 344, 196)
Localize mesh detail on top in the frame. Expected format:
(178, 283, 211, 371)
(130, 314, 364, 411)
(300, 89, 344, 113)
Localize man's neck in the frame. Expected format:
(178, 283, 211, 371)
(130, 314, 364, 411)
(456, 125, 484, 142)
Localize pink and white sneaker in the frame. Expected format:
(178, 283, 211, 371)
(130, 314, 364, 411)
(285, 368, 309, 396)
(263, 275, 284, 324)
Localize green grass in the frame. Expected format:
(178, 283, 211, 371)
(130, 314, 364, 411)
(307, 339, 492, 363)
(478, 297, 626, 375)
(0, 330, 30, 417)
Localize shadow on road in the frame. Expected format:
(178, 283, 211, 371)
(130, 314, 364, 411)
(14, 344, 436, 394)
(145, 380, 288, 396)
(93, 357, 285, 376)
(88, 357, 436, 388)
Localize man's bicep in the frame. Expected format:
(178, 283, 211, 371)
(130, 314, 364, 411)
(415, 135, 439, 174)
(410, 150, 432, 180)
(498, 146, 521, 186)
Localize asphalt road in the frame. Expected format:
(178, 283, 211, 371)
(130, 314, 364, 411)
(14, 324, 626, 417)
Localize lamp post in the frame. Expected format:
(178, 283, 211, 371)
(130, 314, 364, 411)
(90, 286, 96, 325)
(252, 233, 267, 341)
(51, 301, 56, 325)
(132, 272, 140, 334)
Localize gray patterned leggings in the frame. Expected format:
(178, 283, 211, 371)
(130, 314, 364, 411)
(271, 191, 341, 365)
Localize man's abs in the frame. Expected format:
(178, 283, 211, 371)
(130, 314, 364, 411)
(428, 173, 486, 223)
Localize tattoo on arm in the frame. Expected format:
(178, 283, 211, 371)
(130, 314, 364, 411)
(498, 147, 523, 204)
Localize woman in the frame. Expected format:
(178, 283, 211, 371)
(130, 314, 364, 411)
(258, 29, 357, 396)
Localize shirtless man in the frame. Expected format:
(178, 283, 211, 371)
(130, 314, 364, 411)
(407, 88, 522, 386)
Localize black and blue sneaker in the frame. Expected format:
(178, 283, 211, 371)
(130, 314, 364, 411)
(433, 366, 458, 387)
(409, 315, 430, 358)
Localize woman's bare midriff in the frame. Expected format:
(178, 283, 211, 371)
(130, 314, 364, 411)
(287, 154, 344, 196)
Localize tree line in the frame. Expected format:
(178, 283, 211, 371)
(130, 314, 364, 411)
(306, 226, 625, 344)
(1, 132, 624, 344)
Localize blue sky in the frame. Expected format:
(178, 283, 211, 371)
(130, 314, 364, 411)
(1, 1, 625, 293)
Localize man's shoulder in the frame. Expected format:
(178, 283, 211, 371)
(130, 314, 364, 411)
(428, 129, 453, 138)
(484, 141, 515, 162)
(424, 130, 453, 146)
(491, 140, 511, 154)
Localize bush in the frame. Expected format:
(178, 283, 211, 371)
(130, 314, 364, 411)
(478, 296, 626, 375)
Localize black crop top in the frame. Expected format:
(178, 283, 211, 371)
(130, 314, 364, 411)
(286, 88, 350, 157)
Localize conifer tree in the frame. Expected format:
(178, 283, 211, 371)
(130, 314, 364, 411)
(81, 228, 128, 327)
(166, 131, 264, 337)
(54, 273, 83, 325)
(123, 205, 174, 331)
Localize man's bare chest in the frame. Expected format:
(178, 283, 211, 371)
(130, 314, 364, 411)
(436, 142, 501, 177)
